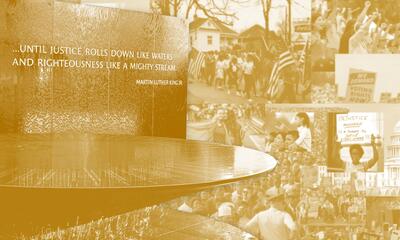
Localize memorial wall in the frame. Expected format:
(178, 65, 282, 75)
(0, 0, 188, 137)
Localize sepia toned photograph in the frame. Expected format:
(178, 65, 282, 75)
(365, 197, 400, 239)
(335, 54, 400, 104)
(184, 0, 312, 104)
(187, 105, 302, 240)
(0, 0, 399, 239)
(310, 72, 336, 104)
(299, 166, 367, 238)
(187, 104, 330, 165)
(312, 0, 400, 57)
(327, 112, 384, 172)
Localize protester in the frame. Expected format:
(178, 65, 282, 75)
(312, 0, 400, 55)
(245, 193, 297, 240)
(190, 46, 310, 103)
(215, 55, 226, 89)
(332, 134, 380, 172)
(243, 54, 256, 100)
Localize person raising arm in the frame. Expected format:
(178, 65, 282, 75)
(333, 134, 379, 172)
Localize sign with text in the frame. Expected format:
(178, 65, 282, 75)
(336, 112, 381, 145)
(307, 196, 320, 218)
(391, 230, 400, 240)
(345, 69, 376, 103)
(0, 1, 189, 137)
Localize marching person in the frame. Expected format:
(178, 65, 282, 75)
(227, 56, 240, 95)
(245, 193, 296, 240)
(215, 54, 225, 90)
(243, 54, 256, 101)
(204, 51, 216, 86)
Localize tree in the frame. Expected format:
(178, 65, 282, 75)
(152, 0, 252, 25)
(260, 0, 272, 33)
(276, 9, 289, 40)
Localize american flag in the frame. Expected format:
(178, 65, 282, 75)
(299, 38, 309, 65)
(188, 48, 206, 80)
(298, 38, 310, 92)
(266, 50, 296, 99)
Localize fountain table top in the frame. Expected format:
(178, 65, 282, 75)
(0, 134, 276, 188)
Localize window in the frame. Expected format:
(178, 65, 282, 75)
(207, 35, 213, 45)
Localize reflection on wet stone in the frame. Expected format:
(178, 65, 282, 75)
(0, 0, 188, 137)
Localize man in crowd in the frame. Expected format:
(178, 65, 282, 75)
(245, 193, 297, 240)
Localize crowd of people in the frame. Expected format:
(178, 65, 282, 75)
(193, 49, 309, 103)
(299, 185, 366, 224)
(185, 104, 314, 239)
(187, 104, 265, 145)
(311, 83, 336, 104)
(312, 0, 400, 57)
(185, 104, 370, 239)
(200, 51, 262, 100)
(174, 163, 301, 239)
(187, 104, 313, 155)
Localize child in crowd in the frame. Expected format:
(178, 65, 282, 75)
(215, 55, 225, 89)
(285, 130, 300, 152)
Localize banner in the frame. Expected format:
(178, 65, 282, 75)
(345, 69, 376, 103)
(336, 112, 381, 145)
(392, 230, 400, 240)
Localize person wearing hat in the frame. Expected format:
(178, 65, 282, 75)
(284, 187, 299, 220)
(245, 193, 296, 240)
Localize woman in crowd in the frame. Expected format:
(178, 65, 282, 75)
(215, 54, 225, 90)
(285, 112, 312, 152)
(332, 134, 379, 172)
(227, 56, 240, 96)
(270, 132, 286, 154)
(243, 54, 256, 101)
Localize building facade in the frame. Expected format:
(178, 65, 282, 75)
(366, 121, 400, 196)
(189, 18, 238, 52)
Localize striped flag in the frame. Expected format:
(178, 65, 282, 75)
(299, 38, 309, 65)
(266, 50, 296, 99)
(188, 48, 206, 80)
(298, 38, 310, 93)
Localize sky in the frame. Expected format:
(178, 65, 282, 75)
(184, 0, 311, 32)
(81, 0, 152, 12)
(233, 0, 311, 32)
(81, 0, 311, 33)
(336, 54, 400, 102)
